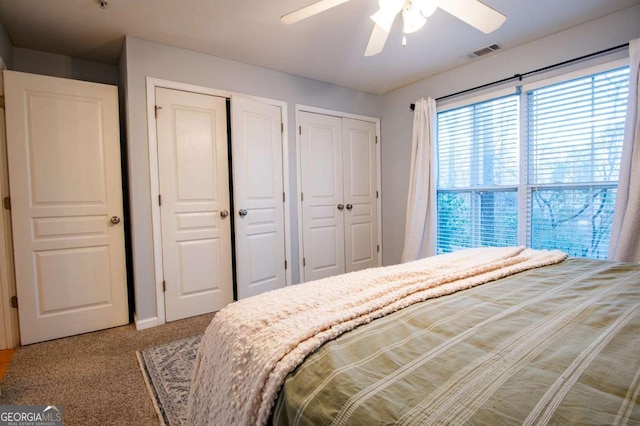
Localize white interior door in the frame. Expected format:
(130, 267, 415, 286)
(4, 70, 128, 345)
(299, 111, 345, 281)
(155, 88, 233, 321)
(342, 118, 378, 273)
(231, 96, 286, 299)
(299, 111, 380, 282)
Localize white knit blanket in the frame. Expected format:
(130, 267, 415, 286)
(187, 247, 567, 426)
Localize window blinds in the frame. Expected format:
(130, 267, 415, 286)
(437, 95, 519, 252)
(525, 67, 629, 259)
(435, 65, 629, 259)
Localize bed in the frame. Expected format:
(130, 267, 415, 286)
(187, 247, 640, 425)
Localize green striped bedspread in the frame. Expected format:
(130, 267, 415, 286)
(272, 258, 640, 425)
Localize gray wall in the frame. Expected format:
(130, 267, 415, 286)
(0, 22, 12, 69)
(122, 36, 382, 323)
(13, 47, 118, 85)
(379, 5, 640, 267)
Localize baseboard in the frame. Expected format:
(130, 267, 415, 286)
(135, 314, 160, 331)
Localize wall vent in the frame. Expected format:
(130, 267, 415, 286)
(466, 43, 503, 59)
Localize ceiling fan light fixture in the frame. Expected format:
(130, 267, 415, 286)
(371, 0, 403, 32)
(377, 0, 404, 11)
(370, 9, 395, 32)
(279, 0, 506, 57)
(402, 5, 427, 33)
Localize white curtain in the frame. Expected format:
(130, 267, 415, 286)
(609, 38, 640, 263)
(401, 97, 437, 262)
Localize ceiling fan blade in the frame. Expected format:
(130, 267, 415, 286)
(281, 0, 351, 25)
(438, 0, 506, 34)
(364, 24, 390, 57)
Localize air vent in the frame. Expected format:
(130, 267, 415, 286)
(466, 43, 503, 59)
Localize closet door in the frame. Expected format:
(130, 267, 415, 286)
(155, 88, 233, 321)
(299, 111, 379, 282)
(342, 119, 378, 273)
(299, 112, 345, 282)
(232, 96, 287, 299)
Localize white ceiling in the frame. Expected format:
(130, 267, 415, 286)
(0, 0, 639, 94)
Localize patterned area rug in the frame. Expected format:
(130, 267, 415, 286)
(137, 334, 203, 426)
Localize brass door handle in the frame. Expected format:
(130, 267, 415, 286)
(220, 210, 229, 218)
(110, 216, 121, 225)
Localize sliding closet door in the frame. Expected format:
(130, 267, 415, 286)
(299, 111, 346, 282)
(231, 96, 287, 299)
(155, 88, 233, 321)
(342, 118, 378, 273)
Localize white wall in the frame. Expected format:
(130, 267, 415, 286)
(379, 5, 640, 266)
(122, 36, 382, 323)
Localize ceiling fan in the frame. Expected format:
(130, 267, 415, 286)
(281, 0, 506, 56)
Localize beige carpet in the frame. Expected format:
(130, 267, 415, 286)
(0, 313, 214, 426)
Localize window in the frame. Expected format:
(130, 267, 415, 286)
(436, 65, 629, 259)
(437, 95, 519, 252)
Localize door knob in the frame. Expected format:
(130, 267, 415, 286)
(346, 204, 353, 210)
(337, 204, 344, 210)
(220, 210, 229, 218)
(239, 209, 248, 217)
(110, 216, 121, 224)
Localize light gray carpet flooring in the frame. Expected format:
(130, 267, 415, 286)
(0, 313, 214, 426)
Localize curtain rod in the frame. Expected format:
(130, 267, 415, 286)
(409, 42, 629, 111)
